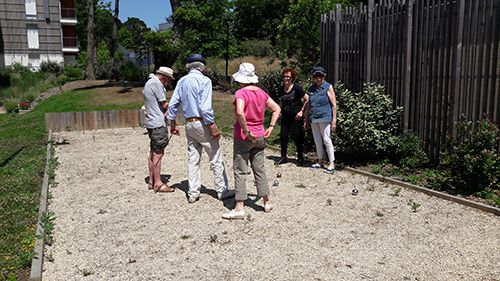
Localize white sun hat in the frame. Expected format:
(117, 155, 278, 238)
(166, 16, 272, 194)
(232, 63, 258, 84)
(156, 66, 175, 79)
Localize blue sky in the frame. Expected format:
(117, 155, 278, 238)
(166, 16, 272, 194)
(106, 0, 173, 30)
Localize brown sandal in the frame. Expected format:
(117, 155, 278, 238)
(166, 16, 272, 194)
(154, 183, 174, 193)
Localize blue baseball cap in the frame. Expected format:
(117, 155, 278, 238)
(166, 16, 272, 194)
(311, 66, 326, 76)
(186, 54, 206, 65)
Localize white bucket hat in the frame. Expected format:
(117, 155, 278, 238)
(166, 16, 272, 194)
(156, 66, 175, 79)
(232, 63, 258, 84)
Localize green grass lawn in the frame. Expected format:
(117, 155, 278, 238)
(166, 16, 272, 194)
(0, 86, 144, 280)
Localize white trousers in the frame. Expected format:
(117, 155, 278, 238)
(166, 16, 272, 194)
(311, 122, 335, 163)
(185, 121, 228, 198)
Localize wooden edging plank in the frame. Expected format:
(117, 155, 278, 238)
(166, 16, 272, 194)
(343, 166, 500, 216)
(29, 130, 52, 281)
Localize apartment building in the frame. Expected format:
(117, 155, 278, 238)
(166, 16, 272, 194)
(0, 0, 78, 70)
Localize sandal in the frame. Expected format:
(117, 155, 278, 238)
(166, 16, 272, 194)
(154, 183, 174, 193)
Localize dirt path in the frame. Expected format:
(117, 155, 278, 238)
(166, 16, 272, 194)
(43, 128, 500, 281)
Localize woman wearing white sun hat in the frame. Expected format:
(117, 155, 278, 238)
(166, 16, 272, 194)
(222, 63, 281, 220)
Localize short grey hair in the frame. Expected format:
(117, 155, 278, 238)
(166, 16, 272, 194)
(186, 61, 205, 72)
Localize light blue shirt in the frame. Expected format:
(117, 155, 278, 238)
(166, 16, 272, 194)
(167, 70, 215, 126)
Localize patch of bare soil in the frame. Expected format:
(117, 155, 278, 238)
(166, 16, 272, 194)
(43, 128, 500, 281)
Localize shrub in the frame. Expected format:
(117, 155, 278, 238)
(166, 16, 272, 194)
(205, 67, 230, 91)
(334, 83, 403, 160)
(4, 100, 19, 113)
(440, 118, 500, 195)
(259, 69, 282, 102)
(239, 40, 274, 57)
(122, 62, 142, 82)
(395, 131, 429, 168)
(63, 65, 83, 81)
(40, 61, 63, 75)
(96, 40, 112, 79)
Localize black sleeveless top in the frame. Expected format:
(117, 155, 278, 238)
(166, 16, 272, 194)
(280, 84, 305, 119)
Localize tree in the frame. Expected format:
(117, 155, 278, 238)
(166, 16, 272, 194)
(76, 0, 116, 51)
(172, 0, 237, 61)
(86, 0, 96, 79)
(109, 0, 119, 72)
(232, 0, 291, 44)
(118, 17, 151, 78)
(145, 30, 180, 69)
(277, 0, 361, 72)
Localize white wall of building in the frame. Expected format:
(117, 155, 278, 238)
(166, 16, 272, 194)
(4, 53, 64, 70)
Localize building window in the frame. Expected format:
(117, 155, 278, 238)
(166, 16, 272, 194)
(25, 0, 37, 16)
(27, 28, 39, 49)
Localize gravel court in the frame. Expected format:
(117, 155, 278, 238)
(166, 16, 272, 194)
(43, 127, 500, 281)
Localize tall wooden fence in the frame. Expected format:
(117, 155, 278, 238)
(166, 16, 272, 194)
(45, 110, 145, 131)
(321, 0, 500, 159)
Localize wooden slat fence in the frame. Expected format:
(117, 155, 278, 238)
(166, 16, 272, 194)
(321, 0, 500, 159)
(45, 110, 145, 131)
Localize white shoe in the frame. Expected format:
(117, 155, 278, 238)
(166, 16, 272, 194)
(222, 209, 245, 220)
(218, 189, 235, 200)
(188, 195, 200, 203)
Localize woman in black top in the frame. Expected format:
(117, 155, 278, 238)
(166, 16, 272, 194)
(277, 67, 309, 166)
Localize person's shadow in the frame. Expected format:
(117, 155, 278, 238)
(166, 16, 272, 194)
(170, 180, 265, 211)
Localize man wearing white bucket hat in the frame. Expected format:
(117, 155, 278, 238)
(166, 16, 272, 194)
(222, 62, 281, 220)
(167, 54, 234, 203)
(143, 66, 175, 193)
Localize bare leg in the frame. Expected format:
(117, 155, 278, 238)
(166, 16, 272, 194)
(151, 149, 164, 189)
(234, 200, 244, 211)
(148, 151, 154, 189)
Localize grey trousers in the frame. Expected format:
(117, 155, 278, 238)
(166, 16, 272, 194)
(185, 121, 229, 198)
(233, 137, 270, 201)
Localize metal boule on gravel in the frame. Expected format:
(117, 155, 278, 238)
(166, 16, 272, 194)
(276, 172, 282, 178)
(352, 187, 359, 195)
(273, 180, 279, 187)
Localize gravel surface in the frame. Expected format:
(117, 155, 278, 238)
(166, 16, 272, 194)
(44, 128, 500, 281)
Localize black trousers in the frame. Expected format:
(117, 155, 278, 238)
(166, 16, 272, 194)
(280, 117, 304, 159)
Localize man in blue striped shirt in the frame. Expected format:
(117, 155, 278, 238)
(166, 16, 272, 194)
(167, 54, 234, 203)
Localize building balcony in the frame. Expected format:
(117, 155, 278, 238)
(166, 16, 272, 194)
(60, 8, 77, 24)
(62, 37, 79, 52)
(60, 7, 75, 18)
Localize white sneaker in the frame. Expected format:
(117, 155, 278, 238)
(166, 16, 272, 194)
(222, 209, 245, 220)
(188, 195, 200, 203)
(218, 189, 235, 200)
(264, 203, 273, 213)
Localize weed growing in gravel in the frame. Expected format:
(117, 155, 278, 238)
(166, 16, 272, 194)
(209, 235, 218, 243)
(46, 250, 54, 262)
(295, 183, 306, 189)
(390, 187, 402, 197)
(366, 185, 375, 191)
(38, 211, 55, 246)
(78, 268, 94, 277)
(408, 200, 421, 212)
(375, 211, 384, 217)
(180, 235, 191, 240)
(326, 199, 333, 206)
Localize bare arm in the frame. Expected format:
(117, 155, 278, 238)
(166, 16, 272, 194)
(264, 97, 281, 138)
(296, 93, 309, 120)
(303, 93, 310, 129)
(327, 85, 337, 130)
